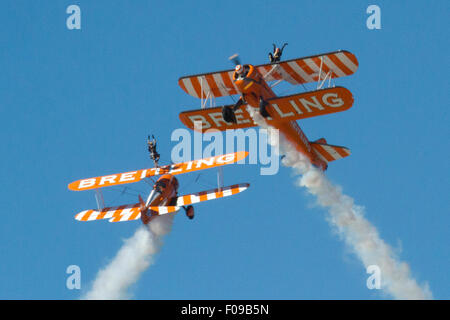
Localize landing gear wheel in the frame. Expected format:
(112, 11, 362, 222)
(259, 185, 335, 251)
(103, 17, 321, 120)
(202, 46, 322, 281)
(259, 98, 270, 118)
(222, 106, 237, 123)
(185, 205, 194, 220)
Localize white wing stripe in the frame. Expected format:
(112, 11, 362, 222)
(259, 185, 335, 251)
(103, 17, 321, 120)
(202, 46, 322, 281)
(189, 194, 201, 204)
(335, 52, 358, 73)
(212, 73, 229, 96)
(322, 56, 346, 77)
(117, 208, 134, 221)
(198, 76, 210, 98)
(182, 78, 197, 97)
(287, 61, 314, 83)
(303, 58, 320, 74)
(222, 188, 232, 197)
(278, 65, 296, 84)
(207, 192, 216, 200)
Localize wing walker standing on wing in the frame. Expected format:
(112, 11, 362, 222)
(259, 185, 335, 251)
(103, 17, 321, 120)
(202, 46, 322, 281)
(269, 43, 288, 63)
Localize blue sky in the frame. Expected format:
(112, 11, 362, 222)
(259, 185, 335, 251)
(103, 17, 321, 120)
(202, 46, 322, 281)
(0, 1, 448, 299)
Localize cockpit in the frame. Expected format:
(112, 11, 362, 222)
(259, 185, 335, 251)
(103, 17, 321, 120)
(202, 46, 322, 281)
(234, 64, 250, 80)
(145, 175, 179, 207)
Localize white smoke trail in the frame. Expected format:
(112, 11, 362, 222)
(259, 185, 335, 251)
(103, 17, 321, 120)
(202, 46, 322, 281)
(82, 214, 174, 300)
(249, 107, 432, 299)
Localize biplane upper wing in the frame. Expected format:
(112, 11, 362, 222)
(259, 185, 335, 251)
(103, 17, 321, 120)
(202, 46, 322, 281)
(68, 151, 248, 191)
(178, 68, 239, 99)
(178, 51, 358, 98)
(179, 87, 354, 132)
(74, 183, 249, 222)
(256, 50, 359, 85)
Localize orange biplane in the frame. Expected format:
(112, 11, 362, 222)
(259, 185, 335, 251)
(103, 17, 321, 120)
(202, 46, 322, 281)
(68, 150, 249, 224)
(178, 50, 359, 170)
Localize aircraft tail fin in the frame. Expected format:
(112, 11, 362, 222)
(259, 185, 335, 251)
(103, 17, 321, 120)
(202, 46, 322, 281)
(313, 138, 327, 144)
(310, 141, 350, 163)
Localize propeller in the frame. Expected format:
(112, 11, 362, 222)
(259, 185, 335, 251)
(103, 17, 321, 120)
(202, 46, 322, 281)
(228, 53, 241, 66)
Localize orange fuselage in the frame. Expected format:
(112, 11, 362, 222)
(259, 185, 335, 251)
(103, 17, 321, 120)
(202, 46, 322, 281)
(141, 174, 179, 224)
(233, 65, 327, 170)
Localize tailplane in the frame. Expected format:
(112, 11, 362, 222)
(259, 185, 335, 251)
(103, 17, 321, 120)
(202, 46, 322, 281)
(310, 139, 350, 163)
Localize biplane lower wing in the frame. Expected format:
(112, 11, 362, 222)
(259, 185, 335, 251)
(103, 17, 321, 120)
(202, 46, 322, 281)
(174, 183, 249, 206)
(179, 87, 354, 132)
(68, 151, 248, 191)
(75, 204, 142, 222)
(74, 183, 249, 222)
(74, 204, 181, 223)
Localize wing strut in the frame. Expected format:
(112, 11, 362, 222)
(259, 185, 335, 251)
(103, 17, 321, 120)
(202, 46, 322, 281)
(217, 167, 223, 191)
(95, 189, 105, 211)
